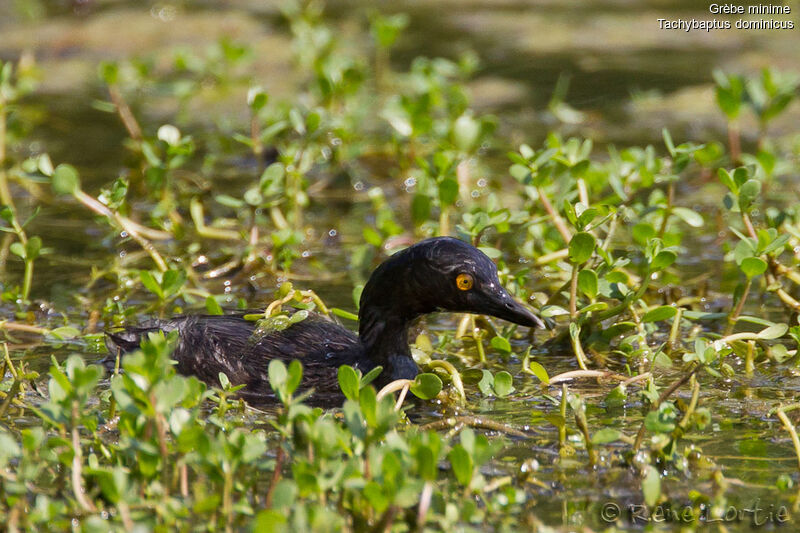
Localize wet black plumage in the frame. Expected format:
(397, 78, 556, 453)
(105, 237, 544, 403)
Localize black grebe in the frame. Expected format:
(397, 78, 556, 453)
(105, 237, 544, 402)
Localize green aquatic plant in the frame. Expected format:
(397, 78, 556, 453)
(0, 57, 43, 304)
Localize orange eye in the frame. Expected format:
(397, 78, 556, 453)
(456, 273, 474, 291)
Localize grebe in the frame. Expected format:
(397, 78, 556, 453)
(106, 237, 544, 402)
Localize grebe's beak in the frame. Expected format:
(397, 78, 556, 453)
(479, 284, 546, 328)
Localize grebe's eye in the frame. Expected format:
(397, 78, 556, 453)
(456, 273, 474, 291)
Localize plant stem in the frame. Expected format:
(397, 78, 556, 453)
(632, 365, 699, 454)
(189, 198, 241, 240)
(74, 190, 168, 272)
(473, 327, 486, 363)
(675, 376, 700, 433)
(439, 206, 449, 236)
(418, 416, 530, 438)
(776, 408, 800, 472)
(558, 384, 567, 450)
(536, 186, 572, 244)
(728, 121, 741, 164)
(657, 183, 674, 238)
(0, 93, 11, 208)
(569, 325, 588, 370)
(745, 340, 755, 375)
(576, 178, 589, 205)
(547, 369, 651, 385)
(0, 321, 48, 335)
(569, 265, 578, 318)
(223, 469, 234, 533)
(265, 446, 284, 508)
(724, 277, 751, 336)
(573, 405, 596, 467)
(108, 84, 142, 142)
(667, 307, 683, 354)
(71, 401, 97, 512)
(741, 213, 757, 240)
(426, 359, 466, 404)
(376, 379, 413, 401)
(151, 392, 170, 497)
(0, 375, 20, 418)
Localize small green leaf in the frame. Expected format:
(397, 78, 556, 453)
(632, 223, 656, 245)
(161, 269, 186, 297)
(410, 373, 442, 400)
(540, 305, 569, 317)
(338, 365, 360, 401)
(732, 167, 749, 187)
(577, 269, 598, 299)
(453, 113, 480, 151)
(645, 409, 676, 433)
(331, 308, 359, 321)
(363, 226, 383, 247)
(139, 270, 163, 299)
(247, 87, 268, 110)
(493, 371, 514, 397)
(268, 359, 288, 392)
(577, 302, 608, 315)
(738, 179, 761, 212)
(9, 242, 25, 259)
(740, 257, 767, 279)
(288, 310, 308, 324)
(568, 232, 595, 264)
(286, 360, 302, 396)
(672, 207, 704, 228)
(489, 336, 511, 353)
(50, 326, 81, 340)
(359, 386, 378, 427)
(448, 445, 473, 486)
(52, 164, 81, 195)
(527, 360, 549, 384)
(591, 428, 621, 444)
(438, 178, 459, 207)
(509, 163, 530, 182)
(478, 370, 494, 396)
(360, 366, 383, 388)
(642, 305, 677, 323)
(662, 128, 676, 156)
(650, 250, 677, 271)
(605, 384, 627, 408)
(478, 246, 501, 259)
(411, 194, 431, 226)
(24, 236, 41, 260)
(718, 168, 736, 192)
(205, 296, 224, 315)
(756, 323, 788, 340)
(642, 465, 661, 506)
